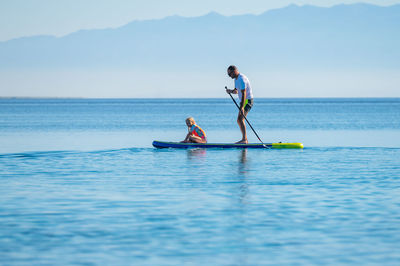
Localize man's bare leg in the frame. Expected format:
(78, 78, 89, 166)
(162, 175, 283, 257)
(236, 111, 248, 144)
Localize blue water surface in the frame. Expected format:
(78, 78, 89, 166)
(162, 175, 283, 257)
(0, 98, 400, 265)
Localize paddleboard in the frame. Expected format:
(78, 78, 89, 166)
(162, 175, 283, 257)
(152, 140, 303, 149)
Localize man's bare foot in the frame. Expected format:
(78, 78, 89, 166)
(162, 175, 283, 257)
(235, 139, 248, 144)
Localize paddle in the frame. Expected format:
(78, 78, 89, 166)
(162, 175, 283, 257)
(225, 86, 268, 148)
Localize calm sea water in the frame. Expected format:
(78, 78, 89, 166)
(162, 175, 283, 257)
(1, 98, 400, 265)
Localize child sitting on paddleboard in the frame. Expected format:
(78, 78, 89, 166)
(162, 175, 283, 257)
(181, 117, 207, 143)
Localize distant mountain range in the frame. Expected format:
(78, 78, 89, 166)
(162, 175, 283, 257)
(1, 3, 399, 70)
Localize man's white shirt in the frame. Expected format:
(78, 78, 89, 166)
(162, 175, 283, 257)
(234, 73, 253, 102)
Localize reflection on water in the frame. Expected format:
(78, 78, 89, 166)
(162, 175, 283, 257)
(185, 148, 250, 204)
(239, 149, 248, 174)
(234, 149, 250, 266)
(238, 149, 249, 204)
(186, 148, 207, 161)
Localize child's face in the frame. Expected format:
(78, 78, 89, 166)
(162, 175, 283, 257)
(186, 120, 193, 127)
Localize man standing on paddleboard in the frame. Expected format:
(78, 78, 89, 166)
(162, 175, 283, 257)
(226, 65, 254, 144)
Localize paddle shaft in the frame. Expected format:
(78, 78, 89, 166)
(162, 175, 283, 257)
(226, 88, 265, 145)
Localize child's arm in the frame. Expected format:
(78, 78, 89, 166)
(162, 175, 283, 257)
(182, 127, 192, 142)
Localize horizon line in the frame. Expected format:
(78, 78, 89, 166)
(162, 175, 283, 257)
(1, 97, 400, 100)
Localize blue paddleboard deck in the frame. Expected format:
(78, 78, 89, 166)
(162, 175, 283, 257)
(152, 141, 303, 149)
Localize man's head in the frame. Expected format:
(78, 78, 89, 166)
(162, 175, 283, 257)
(227, 65, 239, 79)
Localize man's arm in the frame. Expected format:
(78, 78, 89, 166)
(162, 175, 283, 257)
(226, 88, 238, 94)
(240, 89, 246, 112)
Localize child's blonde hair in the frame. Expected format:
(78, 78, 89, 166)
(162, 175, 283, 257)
(186, 117, 196, 125)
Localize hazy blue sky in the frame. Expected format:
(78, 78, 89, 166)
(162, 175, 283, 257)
(1, 0, 400, 41)
(0, 1, 399, 97)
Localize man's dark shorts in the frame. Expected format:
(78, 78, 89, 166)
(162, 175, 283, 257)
(244, 99, 253, 113)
